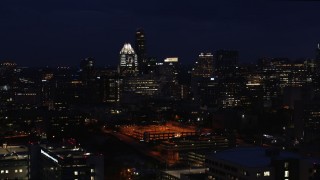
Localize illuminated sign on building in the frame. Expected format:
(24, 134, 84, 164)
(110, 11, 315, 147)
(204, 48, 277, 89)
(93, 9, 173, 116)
(164, 57, 178, 62)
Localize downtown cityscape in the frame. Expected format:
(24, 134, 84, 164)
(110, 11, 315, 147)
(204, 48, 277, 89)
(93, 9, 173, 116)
(1, 28, 320, 179)
(1, 1, 320, 180)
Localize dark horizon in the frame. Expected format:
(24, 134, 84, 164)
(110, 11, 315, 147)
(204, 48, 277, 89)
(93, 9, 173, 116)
(0, 0, 319, 67)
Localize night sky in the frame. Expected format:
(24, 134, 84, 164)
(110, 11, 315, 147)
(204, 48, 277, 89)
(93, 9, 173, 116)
(0, 0, 319, 67)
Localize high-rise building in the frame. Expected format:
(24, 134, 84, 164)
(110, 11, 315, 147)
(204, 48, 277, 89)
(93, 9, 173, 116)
(135, 28, 148, 74)
(119, 43, 138, 76)
(159, 57, 182, 99)
(161, 58, 179, 80)
(192, 53, 214, 78)
(80, 57, 94, 72)
(316, 43, 320, 64)
(215, 50, 238, 72)
(313, 44, 320, 97)
(191, 53, 215, 105)
(123, 75, 160, 97)
(80, 57, 95, 85)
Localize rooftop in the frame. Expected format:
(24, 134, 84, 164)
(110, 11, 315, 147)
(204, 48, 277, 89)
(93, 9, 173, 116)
(40, 142, 100, 165)
(120, 43, 135, 55)
(207, 147, 301, 168)
(164, 168, 207, 178)
(0, 145, 29, 160)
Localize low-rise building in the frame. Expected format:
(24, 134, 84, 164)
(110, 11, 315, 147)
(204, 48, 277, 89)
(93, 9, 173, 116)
(205, 147, 320, 180)
(0, 144, 29, 180)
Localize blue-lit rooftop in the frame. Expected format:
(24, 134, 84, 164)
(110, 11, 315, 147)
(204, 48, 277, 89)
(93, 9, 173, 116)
(208, 147, 301, 168)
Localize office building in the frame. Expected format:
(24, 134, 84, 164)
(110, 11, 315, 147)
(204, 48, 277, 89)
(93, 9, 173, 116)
(135, 28, 149, 74)
(119, 43, 138, 76)
(192, 53, 214, 78)
(215, 50, 238, 72)
(316, 43, 320, 68)
(80, 57, 95, 85)
(158, 57, 182, 100)
(0, 144, 29, 180)
(39, 144, 104, 180)
(123, 75, 160, 97)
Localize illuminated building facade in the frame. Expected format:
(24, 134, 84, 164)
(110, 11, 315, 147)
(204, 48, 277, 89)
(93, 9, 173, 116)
(123, 76, 160, 97)
(218, 75, 245, 109)
(259, 58, 309, 108)
(0, 145, 29, 180)
(119, 43, 138, 76)
(119, 123, 197, 142)
(192, 53, 214, 78)
(102, 74, 122, 103)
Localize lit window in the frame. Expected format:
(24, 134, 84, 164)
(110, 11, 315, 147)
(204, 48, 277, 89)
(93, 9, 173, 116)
(74, 171, 78, 176)
(1, 170, 4, 174)
(91, 169, 94, 173)
(257, 172, 261, 177)
(284, 170, 289, 177)
(284, 162, 289, 168)
(91, 176, 94, 180)
(264, 171, 270, 176)
(15, 169, 18, 173)
(5, 170, 9, 174)
(19, 169, 23, 173)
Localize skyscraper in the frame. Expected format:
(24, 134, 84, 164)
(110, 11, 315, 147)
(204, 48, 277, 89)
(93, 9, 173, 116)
(80, 57, 95, 84)
(135, 28, 148, 74)
(192, 53, 214, 78)
(316, 43, 320, 71)
(215, 50, 239, 72)
(316, 43, 320, 61)
(119, 43, 138, 76)
(190, 53, 216, 105)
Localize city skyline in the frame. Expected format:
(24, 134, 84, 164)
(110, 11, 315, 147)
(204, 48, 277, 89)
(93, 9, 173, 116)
(0, 0, 319, 66)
